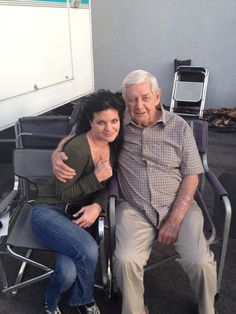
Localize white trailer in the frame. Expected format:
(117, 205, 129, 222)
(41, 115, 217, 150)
(0, 0, 94, 131)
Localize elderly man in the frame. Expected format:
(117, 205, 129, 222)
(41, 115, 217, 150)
(52, 70, 217, 314)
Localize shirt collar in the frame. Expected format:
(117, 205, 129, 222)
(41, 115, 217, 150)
(124, 104, 168, 127)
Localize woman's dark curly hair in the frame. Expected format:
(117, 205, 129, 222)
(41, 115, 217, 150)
(75, 89, 125, 156)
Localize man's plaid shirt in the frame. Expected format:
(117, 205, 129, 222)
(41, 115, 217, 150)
(117, 106, 204, 228)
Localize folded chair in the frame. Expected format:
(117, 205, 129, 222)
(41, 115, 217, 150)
(108, 119, 232, 300)
(170, 66, 209, 118)
(174, 58, 191, 72)
(0, 114, 110, 297)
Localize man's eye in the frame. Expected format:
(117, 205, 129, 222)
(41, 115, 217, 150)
(128, 98, 135, 103)
(112, 118, 119, 123)
(143, 96, 150, 101)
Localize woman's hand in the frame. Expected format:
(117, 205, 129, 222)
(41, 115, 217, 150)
(73, 203, 102, 228)
(94, 158, 113, 182)
(51, 147, 76, 182)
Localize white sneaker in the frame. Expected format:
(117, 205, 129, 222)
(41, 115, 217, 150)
(44, 302, 62, 314)
(76, 302, 100, 314)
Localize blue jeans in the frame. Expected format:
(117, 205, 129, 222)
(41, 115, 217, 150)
(31, 204, 99, 312)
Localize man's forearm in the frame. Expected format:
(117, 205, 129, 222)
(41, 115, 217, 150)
(168, 174, 199, 224)
(56, 135, 74, 151)
(51, 135, 76, 182)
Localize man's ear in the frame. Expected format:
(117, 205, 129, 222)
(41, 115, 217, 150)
(156, 88, 162, 102)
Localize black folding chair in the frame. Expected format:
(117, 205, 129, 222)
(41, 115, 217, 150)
(0, 112, 110, 297)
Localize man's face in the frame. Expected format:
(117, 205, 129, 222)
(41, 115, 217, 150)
(125, 82, 161, 127)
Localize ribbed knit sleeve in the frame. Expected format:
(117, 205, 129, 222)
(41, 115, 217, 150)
(55, 135, 106, 204)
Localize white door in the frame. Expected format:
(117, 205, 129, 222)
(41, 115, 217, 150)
(0, 0, 94, 130)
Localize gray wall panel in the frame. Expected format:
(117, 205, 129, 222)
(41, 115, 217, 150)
(91, 0, 236, 108)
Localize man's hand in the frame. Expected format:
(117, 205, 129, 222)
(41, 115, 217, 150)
(157, 217, 181, 245)
(158, 174, 199, 245)
(94, 158, 113, 182)
(51, 148, 76, 183)
(73, 203, 102, 228)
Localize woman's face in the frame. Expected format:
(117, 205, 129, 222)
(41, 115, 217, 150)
(90, 108, 120, 143)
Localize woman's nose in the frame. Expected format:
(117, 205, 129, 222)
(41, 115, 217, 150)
(104, 123, 111, 131)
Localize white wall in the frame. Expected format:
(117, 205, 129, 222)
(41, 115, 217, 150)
(91, 0, 236, 109)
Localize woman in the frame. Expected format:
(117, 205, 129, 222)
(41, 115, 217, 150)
(31, 90, 124, 314)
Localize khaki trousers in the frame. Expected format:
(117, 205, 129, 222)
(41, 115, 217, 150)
(113, 201, 217, 314)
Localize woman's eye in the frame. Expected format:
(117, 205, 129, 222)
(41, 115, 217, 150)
(112, 118, 119, 123)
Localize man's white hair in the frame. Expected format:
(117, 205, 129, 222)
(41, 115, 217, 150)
(121, 70, 159, 99)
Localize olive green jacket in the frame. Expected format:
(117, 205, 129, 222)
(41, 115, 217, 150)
(35, 133, 112, 211)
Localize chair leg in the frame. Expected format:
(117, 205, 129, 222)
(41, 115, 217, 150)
(2, 245, 54, 295)
(0, 254, 8, 290)
(97, 216, 108, 290)
(216, 196, 232, 293)
(2, 270, 54, 295)
(107, 196, 119, 299)
(11, 249, 32, 295)
(6, 245, 52, 271)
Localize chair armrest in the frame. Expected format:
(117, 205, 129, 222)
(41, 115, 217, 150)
(108, 176, 119, 198)
(205, 170, 228, 200)
(98, 216, 105, 242)
(0, 190, 19, 216)
(107, 176, 118, 264)
(205, 170, 232, 292)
